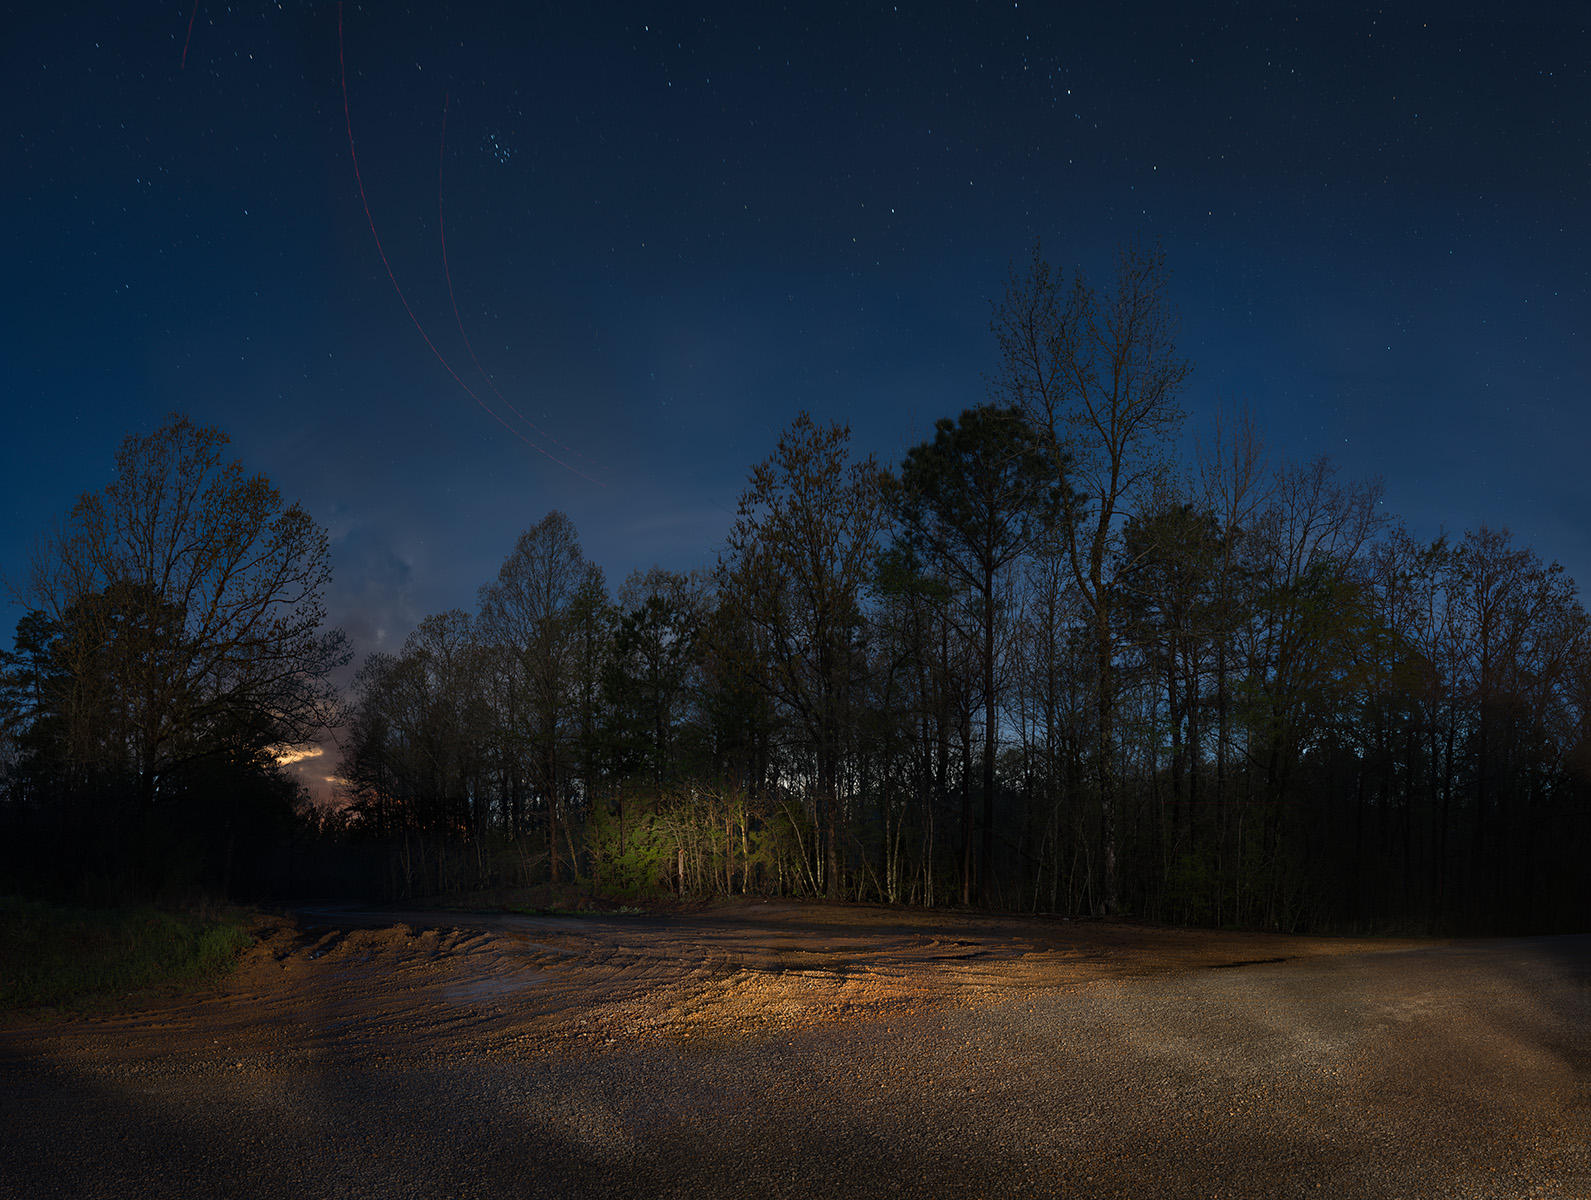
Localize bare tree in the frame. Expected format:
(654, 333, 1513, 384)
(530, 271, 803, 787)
(1196, 408, 1271, 813)
(994, 244, 1191, 912)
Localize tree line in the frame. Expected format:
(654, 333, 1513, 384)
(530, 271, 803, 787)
(4, 247, 1586, 930)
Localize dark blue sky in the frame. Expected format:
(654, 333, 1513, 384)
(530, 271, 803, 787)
(5, 1, 1588, 666)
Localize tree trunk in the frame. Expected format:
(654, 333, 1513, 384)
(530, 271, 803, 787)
(1096, 613, 1118, 915)
(981, 594, 997, 906)
(960, 712, 974, 906)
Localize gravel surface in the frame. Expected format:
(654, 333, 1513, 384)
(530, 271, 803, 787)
(1, 903, 1585, 1198)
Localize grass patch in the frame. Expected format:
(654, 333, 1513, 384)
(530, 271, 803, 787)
(0, 897, 253, 1011)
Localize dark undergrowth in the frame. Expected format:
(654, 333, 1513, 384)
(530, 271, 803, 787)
(0, 896, 253, 1012)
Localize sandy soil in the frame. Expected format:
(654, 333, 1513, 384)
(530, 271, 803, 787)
(1, 901, 1586, 1198)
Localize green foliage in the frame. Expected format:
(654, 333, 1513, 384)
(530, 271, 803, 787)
(0, 897, 252, 1010)
(585, 786, 814, 898)
(585, 795, 682, 895)
(892, 404, 1061, 586)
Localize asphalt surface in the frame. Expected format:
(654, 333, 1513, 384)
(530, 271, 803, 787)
(1, 908, 1585, 1199)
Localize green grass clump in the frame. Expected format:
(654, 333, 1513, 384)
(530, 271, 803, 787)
(0, 897, 252, 1011)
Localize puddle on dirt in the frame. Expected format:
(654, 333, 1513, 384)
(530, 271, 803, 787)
(444, 975, 546, 1006)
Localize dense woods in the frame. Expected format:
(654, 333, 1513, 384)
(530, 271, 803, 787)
(3, 250, 1587, 932)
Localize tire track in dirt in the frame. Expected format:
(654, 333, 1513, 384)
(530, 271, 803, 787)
(0, 901, 1435, 1069)
(2, 905, 1580, 1199)
(175, 902, 1425, 1055)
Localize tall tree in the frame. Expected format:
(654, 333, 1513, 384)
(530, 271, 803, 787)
(1446, 525, 1585, 925)
(890, 404, 1060, 903)
(609, 567, 707, 788)
(478, 511, 592, 883)
(21, 414, 346, 811)
(1195, 409, 1271, 829)
(720, 413, 888, 899)
(1118, 497, 1223, 891)
(568, 562, 614, 827)
(0, 613, 63, 746)
(994, 245, 1191, 912)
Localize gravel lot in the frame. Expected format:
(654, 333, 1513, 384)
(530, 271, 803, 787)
(2, 903, 1586, 1198)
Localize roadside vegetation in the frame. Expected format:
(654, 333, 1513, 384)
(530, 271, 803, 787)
(0, 896, 252, 1011)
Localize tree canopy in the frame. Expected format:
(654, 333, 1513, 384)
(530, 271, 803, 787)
(3, 415, 345, 895)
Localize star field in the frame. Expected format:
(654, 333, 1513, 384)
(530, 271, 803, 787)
(2, 1, 1586, 664)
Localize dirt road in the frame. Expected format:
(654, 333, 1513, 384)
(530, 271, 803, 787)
(1, 902, 1586, 1198)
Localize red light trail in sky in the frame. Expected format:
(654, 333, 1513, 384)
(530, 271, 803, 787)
(336, 3, 603, 487)
(180, 0, 199, 69)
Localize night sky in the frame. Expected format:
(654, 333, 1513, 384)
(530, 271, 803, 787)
(5, 3, 1588, 700)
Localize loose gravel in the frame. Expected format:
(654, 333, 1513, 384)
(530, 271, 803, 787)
(1, 903, 1585, 1198)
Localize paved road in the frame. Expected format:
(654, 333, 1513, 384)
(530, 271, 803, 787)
(1, 910, 1585, 1198)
